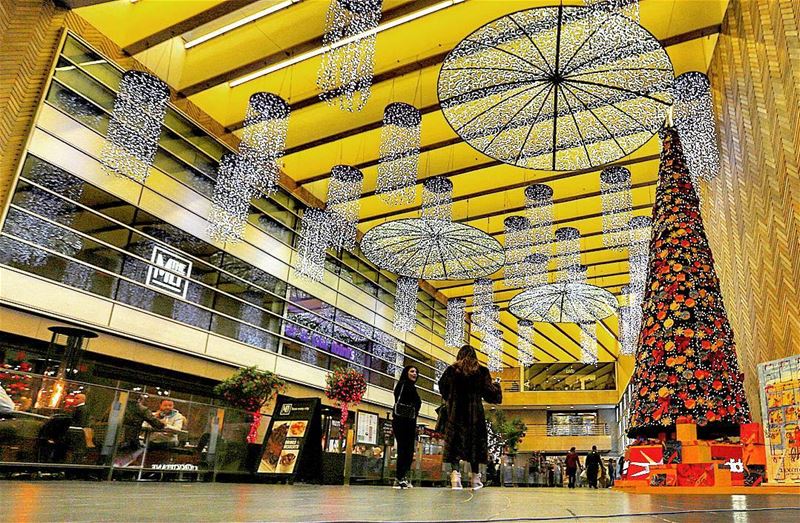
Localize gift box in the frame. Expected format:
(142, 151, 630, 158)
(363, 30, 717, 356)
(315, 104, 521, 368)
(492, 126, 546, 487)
(676, 421, 697, 442)
(710, 443, 743, 462)
(626, 445, 664, 481)
(681, 442, 711, 463)
(664, 440, 682, 464)
(744, 464, 766, 486)
(677, 463, 715, 486)
(713, 463, 732, 487)
(742, 443, 766, 465)
(649, 464, 677, 486)
(740, 422, 765, 445)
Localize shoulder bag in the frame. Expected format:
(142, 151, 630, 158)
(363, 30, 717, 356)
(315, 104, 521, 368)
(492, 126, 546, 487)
(393, 382, 416, 419)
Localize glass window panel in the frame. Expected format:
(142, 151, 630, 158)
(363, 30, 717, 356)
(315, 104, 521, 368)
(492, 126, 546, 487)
(524, 362, 616, 391)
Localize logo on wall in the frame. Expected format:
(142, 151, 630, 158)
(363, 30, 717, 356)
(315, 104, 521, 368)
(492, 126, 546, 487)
(145, 246, 192, 298)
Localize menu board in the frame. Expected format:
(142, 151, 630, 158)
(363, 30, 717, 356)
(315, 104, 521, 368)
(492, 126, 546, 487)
(758, 355, 800, 485)
(258, 396, 321, 481)
(356, 411, 379, 445)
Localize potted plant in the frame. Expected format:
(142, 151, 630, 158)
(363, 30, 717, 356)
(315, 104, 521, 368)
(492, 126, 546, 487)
(214, 366, 287, 444)
(324, 366, 367, 428)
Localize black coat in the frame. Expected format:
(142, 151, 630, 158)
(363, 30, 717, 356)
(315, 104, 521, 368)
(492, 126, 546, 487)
(438, 365, 502, 465)
(393, 379, 421, 416)
(585, 451, 602, 472)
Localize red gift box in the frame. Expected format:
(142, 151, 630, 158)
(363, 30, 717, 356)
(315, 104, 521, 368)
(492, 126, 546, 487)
(626, 445, 664, 481)
(740, 422, 765, 445)
(677, 463, 715, 486)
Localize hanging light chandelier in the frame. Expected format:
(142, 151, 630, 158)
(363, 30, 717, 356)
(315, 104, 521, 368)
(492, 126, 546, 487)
(445, 297, 467, 348)
(503, 216, 532, 287)
(377, 102, 421, 205)
(523, 253, 550, 288)
(482, 328, 503, 373)
(554, 227, 581, 283)
(420, 176, 453, 222)
(326, 165, 363, 250)
(474, 304, 500, 336)
(472, 277, 497, 335)
(317, 0, 382, 112)
(618, 284, 640, 356)
(208, 154, 255, 243)
(238, 92, 290, 196)
(583, 0, 640, 23)
(673, 72, 721, 184)
(393, 276, 418, 332)
(600, 166, 634, 250)
(524, 183, 554, 257)
(517, 319, 536, 367)
(101, 70, 169, 183)
(579, 322, 599, 365)
(295, 207, 330, 281)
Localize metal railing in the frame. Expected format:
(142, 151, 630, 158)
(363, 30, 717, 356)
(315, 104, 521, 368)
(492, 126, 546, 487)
(525, 424, 610, 437)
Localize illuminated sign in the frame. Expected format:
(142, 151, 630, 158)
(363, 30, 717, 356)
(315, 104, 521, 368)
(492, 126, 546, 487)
(145, 246, 192, 299)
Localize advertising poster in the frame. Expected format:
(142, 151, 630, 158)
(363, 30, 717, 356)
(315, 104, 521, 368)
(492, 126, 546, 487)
(356, 411, 378, 445)
(758, 355, 800, 485)
(258, 396, 321, 480)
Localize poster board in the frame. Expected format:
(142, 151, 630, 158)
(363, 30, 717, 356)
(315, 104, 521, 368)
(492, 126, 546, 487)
(258, 396, 322, 482)
(356, 411, 379, 445)
(758, 355, 800, 485)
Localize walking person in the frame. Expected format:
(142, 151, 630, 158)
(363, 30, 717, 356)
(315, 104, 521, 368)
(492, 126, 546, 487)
(438, 345, 503, 490)
(585, 445, 602, 489)
(392, 366, 421, 489)
(565, 447, 580, 488)
(607, 458, 616, 487)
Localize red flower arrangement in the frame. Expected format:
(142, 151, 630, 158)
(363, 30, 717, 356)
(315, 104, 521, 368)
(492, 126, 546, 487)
(325, 367, 367, 427)
(214, 366, 286, 444)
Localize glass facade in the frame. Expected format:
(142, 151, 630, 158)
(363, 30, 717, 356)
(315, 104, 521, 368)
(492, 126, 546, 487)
(523, 362, 616, 391)
(0, 33, 455, 399)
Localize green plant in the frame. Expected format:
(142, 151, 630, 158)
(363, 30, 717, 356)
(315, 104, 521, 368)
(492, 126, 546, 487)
(486, 410, 527, 456)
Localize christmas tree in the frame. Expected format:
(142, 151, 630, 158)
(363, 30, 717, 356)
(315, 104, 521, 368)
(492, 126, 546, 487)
(626, 127, 751, 439)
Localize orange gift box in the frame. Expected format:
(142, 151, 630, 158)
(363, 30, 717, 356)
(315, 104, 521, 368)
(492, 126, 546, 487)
(677, 463, 715, 486)
(681, 442, 711, 463)
(676, 421, 697, 442)
(626, 445, 664, 481)
(740, 422, 765, 445)
(713, 463, 732, 487)
(743, 443, 766, 465)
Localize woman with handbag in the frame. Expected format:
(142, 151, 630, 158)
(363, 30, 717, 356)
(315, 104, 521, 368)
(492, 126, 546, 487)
(438, 345, 502, 490)
(392, 365, 421, 489)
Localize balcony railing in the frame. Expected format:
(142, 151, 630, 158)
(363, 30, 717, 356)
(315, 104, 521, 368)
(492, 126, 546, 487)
(526, 424, 610, 437)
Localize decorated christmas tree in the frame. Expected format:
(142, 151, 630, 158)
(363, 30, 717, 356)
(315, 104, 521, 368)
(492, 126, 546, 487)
(626, 127, 751, 439)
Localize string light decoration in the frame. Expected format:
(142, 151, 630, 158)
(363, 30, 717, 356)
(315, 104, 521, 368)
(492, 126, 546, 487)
(618, 285, 639, 356)
(525, 184, 554, 257)
(101, 70, 169, 182)
(517, 319, 536, 367)
(238, 92, 290, 195)
(473, 277, 494, 309)
(600, 166, 633, 250)
(393, 276, 418, 332)
(317, 0, 382, 112)
(377, 102, 421, 205)
(326, 165, 363, 250)
(504, 216, 532, 287)
(208, 154, 254, 243)
(579, 322, 599, 364)
(509, 281, 617, 324)
(420, 176, 453, 222)
(554, 227, 581, 283)
(627, 215, 652, 300)
(437, 5, 673, 171)
(673, 72, 721, 184)
(583, 0, 640, 22)
(295, 208, 329, 281)
(626, 127, 751, 438)
(481, 328, 503, 373)
(473, 304, 500, 336)
(445, 298, 467, 348)
(523, 253, 549, 288)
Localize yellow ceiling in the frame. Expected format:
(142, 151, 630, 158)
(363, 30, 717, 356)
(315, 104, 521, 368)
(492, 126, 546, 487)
(75, 0, 729, 365)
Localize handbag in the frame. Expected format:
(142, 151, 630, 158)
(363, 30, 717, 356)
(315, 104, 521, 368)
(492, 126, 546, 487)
(393, 382, 416, 419)
(434, 402, 448, 434)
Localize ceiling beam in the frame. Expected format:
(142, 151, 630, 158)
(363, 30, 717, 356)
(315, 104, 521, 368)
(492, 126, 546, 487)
(123, 0, 255, 56)
(180, 0, 449, 98)
(441, 268, 632, 295)
(273, 24, 722, 155)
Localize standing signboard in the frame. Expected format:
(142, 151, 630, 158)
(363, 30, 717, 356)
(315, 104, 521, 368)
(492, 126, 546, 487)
(758, 355, 800, 485)
(258, 396, 322, 483)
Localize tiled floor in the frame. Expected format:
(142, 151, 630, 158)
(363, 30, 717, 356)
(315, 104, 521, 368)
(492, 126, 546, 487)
(1, 482, 798, 522)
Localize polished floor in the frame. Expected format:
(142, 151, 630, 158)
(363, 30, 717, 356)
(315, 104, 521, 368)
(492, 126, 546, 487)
(1, 482, 798, 522)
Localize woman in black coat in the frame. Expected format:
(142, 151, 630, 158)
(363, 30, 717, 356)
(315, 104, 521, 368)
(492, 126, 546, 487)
(392, 365, 421, 489)
(438, 345, 502, 490)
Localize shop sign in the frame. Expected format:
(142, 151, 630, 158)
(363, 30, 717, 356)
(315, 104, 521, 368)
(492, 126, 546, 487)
(145, 246, 192, 298)
(258, 395, 322, 482)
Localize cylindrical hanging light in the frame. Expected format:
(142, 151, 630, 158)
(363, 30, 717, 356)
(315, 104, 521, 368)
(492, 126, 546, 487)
(295, 207, 329, 281)
(377, 102, 421, 205)
(208, 153, 255, 243)
(481, 328, 503, 373)
(420, 176, 453, 222)
(618, 284, 640, 356)
(517, 319, 535, 367)
(525, 183, 554, 257)
(504, 216, 531, 287)
(473, 277, 493, 308)
(673, 72, 720, 183)
(554, 227, 581, 283)
(473, 304, 499, 336)
(523, 253, 549, 288)
(326, 165, 363, 250)
(317, 0, 382, 112)
(600, 166, 633, 250)
(445, 297, 466, 348)
(579, 322, 599, 364)
(393, 276, 418, 332)
(101, 70, 169, 183)
(238, 92, 290, 196)
(627, 215, 651, 298)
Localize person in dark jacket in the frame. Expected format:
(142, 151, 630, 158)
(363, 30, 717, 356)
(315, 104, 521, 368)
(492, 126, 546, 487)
(585, 445, 602, 488)
(565, 447, 581, 488)
(392, 365, 422, 489)
(438, 345, 503, 490)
